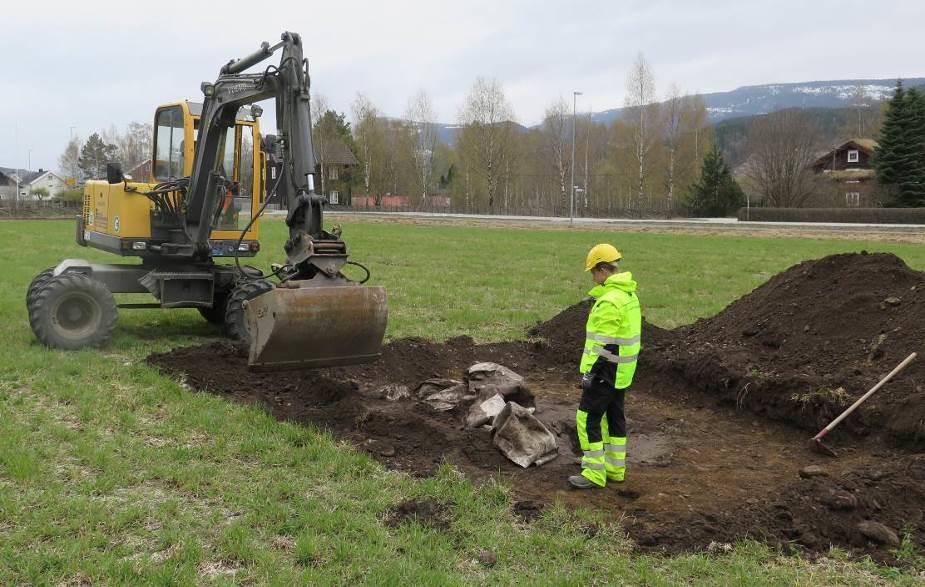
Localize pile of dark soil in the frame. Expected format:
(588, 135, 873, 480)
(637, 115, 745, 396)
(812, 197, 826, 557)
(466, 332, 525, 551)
(647, 252, 925, 446)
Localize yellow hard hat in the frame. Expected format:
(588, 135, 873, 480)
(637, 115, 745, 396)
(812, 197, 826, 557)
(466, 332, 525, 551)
(585, 243, 622, 271)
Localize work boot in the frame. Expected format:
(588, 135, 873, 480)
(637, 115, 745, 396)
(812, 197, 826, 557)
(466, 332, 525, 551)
(568, 475, 598, 489)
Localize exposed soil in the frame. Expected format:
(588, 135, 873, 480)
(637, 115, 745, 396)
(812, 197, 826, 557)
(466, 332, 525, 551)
(147, 252, 925, 563)
(384, 498, 454, 531)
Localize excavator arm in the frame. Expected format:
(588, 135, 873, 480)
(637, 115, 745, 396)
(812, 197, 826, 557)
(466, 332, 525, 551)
(184, 32, 344, 279)
(184, 32, 386, 369)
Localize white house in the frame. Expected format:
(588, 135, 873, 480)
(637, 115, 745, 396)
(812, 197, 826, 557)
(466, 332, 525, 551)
(0, 167, 70, 201)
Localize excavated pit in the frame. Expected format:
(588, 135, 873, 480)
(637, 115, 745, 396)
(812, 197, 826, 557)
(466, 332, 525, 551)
(148, 252, 925, 563)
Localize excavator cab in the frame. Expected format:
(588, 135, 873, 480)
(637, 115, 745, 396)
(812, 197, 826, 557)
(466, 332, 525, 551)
(152, 102, 263, 250)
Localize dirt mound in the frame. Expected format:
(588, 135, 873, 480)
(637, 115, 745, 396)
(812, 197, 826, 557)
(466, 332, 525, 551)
(650, 252, 925, 446)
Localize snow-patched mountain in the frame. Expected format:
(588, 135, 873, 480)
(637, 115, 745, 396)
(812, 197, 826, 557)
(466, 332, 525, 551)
(591, 78, 925, 125)
(429, 78, 924, 144)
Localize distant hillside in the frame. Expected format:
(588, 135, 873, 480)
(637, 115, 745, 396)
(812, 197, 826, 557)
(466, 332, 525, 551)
(429, 78, 922, 146)
(432, 121, 529, 146)
(591, 78, 923, 125)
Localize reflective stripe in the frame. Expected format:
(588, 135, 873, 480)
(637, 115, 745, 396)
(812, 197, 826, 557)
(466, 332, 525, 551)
(605, 444, 627, 453)
(605, 457, 625, 467)
(586, 332, 641, 345)
(583, 449, 604, 457)
(581, 460, 606, 470)
(585, 347, 639, 364)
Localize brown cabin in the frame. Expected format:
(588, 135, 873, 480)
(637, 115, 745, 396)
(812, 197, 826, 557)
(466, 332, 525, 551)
(809, 139, 881, 207)
(314, 138, 358, 206)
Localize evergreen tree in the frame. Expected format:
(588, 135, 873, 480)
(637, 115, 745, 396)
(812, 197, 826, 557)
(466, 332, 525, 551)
(900, 88, 925, 205)
(873, 80, 905, 188)
(874, 80, 925, 206)
(78, 133, 118, 180)
(685, 145, 744, 217)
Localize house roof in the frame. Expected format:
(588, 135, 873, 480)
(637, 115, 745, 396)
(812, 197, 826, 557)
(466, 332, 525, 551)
(23, 170, 66, 185)
(0, 166, 43, 184)
(810, 139, 880, 169)
(850, 138, 879, 152)
(315, 138, 358, 166)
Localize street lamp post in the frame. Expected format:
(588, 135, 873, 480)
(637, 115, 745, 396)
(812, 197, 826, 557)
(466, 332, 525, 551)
(570, 91, 582, 225)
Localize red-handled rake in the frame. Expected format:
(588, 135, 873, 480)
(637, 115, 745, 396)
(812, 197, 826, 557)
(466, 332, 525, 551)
(808, 352, 917, 457)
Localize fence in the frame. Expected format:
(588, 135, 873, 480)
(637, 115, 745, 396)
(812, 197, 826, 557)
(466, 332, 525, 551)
(737, 207, 925, 224)
(0, 200, 81, 217)
(340, 201, 678, 219)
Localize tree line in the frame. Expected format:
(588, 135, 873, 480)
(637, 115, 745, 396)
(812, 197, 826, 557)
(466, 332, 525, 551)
(59, 64, 919, 215)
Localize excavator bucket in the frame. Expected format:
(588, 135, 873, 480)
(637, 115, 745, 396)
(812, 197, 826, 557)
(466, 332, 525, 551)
(243, 283, 387, 370)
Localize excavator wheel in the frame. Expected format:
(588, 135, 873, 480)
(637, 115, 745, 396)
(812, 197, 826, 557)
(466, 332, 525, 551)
(26, 267, 56, 329)
(27, 267, 55, 306)
(29, 272, 117, 350)
(224, 279, 274, 344)
(198, 290, 230, 325)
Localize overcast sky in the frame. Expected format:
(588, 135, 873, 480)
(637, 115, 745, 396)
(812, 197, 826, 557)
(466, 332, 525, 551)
(2, 0, 922, 171)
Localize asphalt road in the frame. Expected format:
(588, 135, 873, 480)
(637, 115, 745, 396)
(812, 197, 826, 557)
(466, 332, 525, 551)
(309, 210, 925, 234)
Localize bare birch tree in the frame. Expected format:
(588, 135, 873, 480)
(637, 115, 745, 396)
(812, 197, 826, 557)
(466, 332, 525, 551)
(351, 93, 379, 197)
(624, 53, 658, 211)
(457, 77, 516, 212)
(541, 97, 571, 214)
(662, 84, 683, 213)
(405, 89, 438, 206)
(311, 94, 330, 196)
(743, 109, 821, 208)
(58, 137, 82, 182)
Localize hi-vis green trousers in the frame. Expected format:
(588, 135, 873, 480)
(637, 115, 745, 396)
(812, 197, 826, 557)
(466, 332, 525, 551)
(576, 379, 627, 486)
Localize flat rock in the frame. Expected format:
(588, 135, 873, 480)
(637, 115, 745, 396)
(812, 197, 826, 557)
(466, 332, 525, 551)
(799, 465, 828, 479)
(821, 490, 858, 511)
(857, 520, 900, 546)
(364, 439, 396, 457)
(477, 550, 497, 567)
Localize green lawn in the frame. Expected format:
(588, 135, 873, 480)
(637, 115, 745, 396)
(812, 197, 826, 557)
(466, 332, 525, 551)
(1, 218, 923, 585)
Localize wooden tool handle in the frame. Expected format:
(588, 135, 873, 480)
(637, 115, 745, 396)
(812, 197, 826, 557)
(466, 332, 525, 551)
(816, 352, 917, 438)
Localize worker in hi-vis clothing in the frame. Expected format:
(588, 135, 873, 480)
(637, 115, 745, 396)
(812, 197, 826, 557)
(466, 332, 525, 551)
(569, 244, 642, 489)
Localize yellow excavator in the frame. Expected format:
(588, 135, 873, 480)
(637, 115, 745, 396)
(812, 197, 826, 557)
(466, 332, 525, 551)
(26, 32, 387, 369)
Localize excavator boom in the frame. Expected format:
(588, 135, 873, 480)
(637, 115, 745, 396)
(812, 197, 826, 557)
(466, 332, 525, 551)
(188, 32, 387, 369)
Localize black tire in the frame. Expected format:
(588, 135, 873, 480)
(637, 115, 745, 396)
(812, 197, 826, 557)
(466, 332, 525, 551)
(29, 273, 117, 350)
(224, 280, 274, 343)
(197, 291, 229, 325)
(26, 267, 55, 306)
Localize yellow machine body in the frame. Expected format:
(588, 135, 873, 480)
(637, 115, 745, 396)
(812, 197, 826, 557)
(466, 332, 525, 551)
(81, 101, 265, 258)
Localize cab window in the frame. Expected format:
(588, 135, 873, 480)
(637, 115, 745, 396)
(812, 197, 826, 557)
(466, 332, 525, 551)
(215, 124, 255, 231)
(153, 107, 185, 180)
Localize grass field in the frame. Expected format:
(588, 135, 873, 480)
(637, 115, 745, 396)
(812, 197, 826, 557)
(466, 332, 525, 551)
(1, 218, 924, 585)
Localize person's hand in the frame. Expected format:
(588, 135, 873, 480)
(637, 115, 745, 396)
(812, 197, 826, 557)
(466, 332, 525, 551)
(580, 373, 593, 390)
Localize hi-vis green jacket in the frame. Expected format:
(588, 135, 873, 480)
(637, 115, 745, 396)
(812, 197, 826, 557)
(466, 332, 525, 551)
(579, 272, 642, 389)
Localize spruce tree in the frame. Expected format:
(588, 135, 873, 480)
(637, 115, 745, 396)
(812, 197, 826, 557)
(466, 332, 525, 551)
(873, 80, 925, 206)
(900, 88, 925, 205)
(78, 133, 118, 180)
(685, 146, 745, 217)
